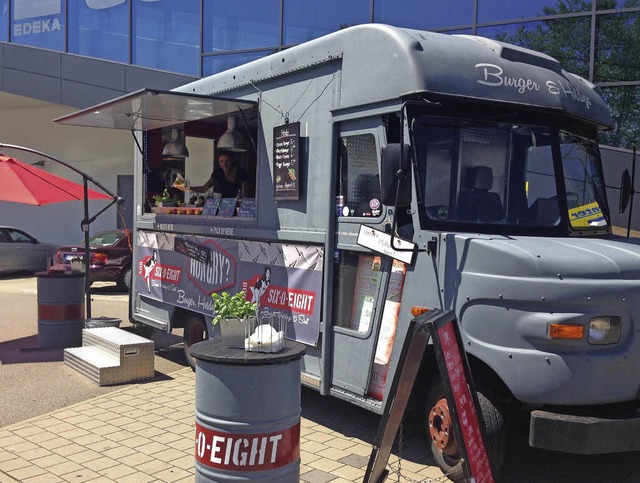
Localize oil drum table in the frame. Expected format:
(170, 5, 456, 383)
(36, 270, 85, 348)
(190, 338, 306, 482)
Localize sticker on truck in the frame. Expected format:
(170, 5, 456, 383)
(568, 201, 606, 227)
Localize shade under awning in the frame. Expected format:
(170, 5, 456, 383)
(53, 88, 257, 132)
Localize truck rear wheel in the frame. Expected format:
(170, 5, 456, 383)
(425, 380, 505, 482)
(184, 314, 207, 371)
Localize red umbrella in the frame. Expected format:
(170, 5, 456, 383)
(0, 154, 111, 205)
(0, 147, 120, 319)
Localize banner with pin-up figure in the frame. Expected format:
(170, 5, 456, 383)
(136, 231, 324, 345)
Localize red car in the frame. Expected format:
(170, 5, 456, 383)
(55, 229, 133, 291)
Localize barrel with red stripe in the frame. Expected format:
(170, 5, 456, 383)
(36, 271, 85, 348)
(190, 339, 306, 482)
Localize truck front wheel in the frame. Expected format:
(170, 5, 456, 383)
(184, 314, 207, 371)
(425, 381, 505, 482)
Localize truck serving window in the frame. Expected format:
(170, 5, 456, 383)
(414, 117, 566, 230)
(144, 114, 258, 218)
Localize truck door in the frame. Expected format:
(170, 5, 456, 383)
(330, 119, 392, 397)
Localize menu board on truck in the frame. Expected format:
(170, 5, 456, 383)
(273, 122, 300, 200)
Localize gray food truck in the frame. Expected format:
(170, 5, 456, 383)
(56, 24, 640, 481)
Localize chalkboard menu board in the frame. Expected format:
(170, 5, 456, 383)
(202, 197, 220, 216)
(217, 197, 238, 217)
(238, 198, 257, 217)
(273, 122, 300, 200)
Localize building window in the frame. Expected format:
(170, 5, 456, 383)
(10, 0, 65, 50)
(595, 11, 640, 83)
(477, 17, 591, 79)
(202, 50, 275, 77)
(0, 2, 7, 41)
(68, 0, 129, 63)
(477, 0, 590, 24)
(283, 0, 370, 45)
(599, 86, 640, 150)
(596, 0, 640, 10)
(374, 0, 473, 30)
(132, 0, 200, 76)
(202, 0, 280, 53)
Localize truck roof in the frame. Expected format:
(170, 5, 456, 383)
(179, 24, 611, 129)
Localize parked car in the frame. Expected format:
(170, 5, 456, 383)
(55, 229, 133, 291)
(0, 226, 59, 274)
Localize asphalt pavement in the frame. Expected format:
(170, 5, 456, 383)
(3, 275, 640, 482)
(0, 275, 186, 428)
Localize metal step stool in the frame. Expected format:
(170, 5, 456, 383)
(64, 327, 154, 386)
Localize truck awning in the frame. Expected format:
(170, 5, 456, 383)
(53, 88, 257, 131)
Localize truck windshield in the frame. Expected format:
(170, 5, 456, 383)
(559, 131, 609, 230)
(412, 115, 609, 233)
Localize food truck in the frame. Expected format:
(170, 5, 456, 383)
(56, 24, 640, 481)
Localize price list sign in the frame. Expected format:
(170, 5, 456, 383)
(430, 316, 495, 483)
(273, 122, 300, 200)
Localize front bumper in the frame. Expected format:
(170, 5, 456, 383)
(529, 407, 640, 454)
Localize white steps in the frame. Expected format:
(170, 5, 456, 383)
(64, 327, 154, 386)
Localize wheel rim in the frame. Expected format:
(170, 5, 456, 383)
(124, 268, 132, 289)
(428, 397, 458, 457)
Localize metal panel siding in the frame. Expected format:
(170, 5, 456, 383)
(230, 64, 340, 234)
(3, 43, 61, 77)
(61, 80, 125, 109)
(125, 65, 196, 93)
(61, 55, 126, 91)
(4, 68, 61, 103)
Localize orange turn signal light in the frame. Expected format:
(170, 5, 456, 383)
(549, 323, 584, 339)
(411, 306, 430, 317)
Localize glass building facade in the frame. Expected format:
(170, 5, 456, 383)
(1, 0, 638, 148)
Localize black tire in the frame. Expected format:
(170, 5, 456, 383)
(117, 265, 132, 292)
(184, 314, 208, 371)
(425, 380, 506, 482)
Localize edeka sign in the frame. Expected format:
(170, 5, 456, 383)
(136, 231, 324, 346)
(13, 0, 62, 37)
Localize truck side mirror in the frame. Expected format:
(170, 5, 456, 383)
(619, 169, 632, 215)
(381, 143, 412, 206)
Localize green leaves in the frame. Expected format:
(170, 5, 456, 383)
(152, 189, 179, 206)
(211, 290, 257, 326)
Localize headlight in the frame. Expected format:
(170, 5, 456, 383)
(588, 316, 621, 345)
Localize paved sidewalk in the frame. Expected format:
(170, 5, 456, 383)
(4, 365, 640, 482)
(0, 367, 442, 483)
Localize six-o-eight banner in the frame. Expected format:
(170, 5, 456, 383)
(135, 231, 324, 346)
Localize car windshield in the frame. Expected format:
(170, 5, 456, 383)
(412, 115, 609, 233)
(88, 231, 124, 246)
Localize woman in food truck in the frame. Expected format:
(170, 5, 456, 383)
(189, 151, 249, 198)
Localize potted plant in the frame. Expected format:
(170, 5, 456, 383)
(152, 189, 179, 207)
(212, 290, 257, 348)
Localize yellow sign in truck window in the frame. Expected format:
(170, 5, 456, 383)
(569, 201, 606, 227)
